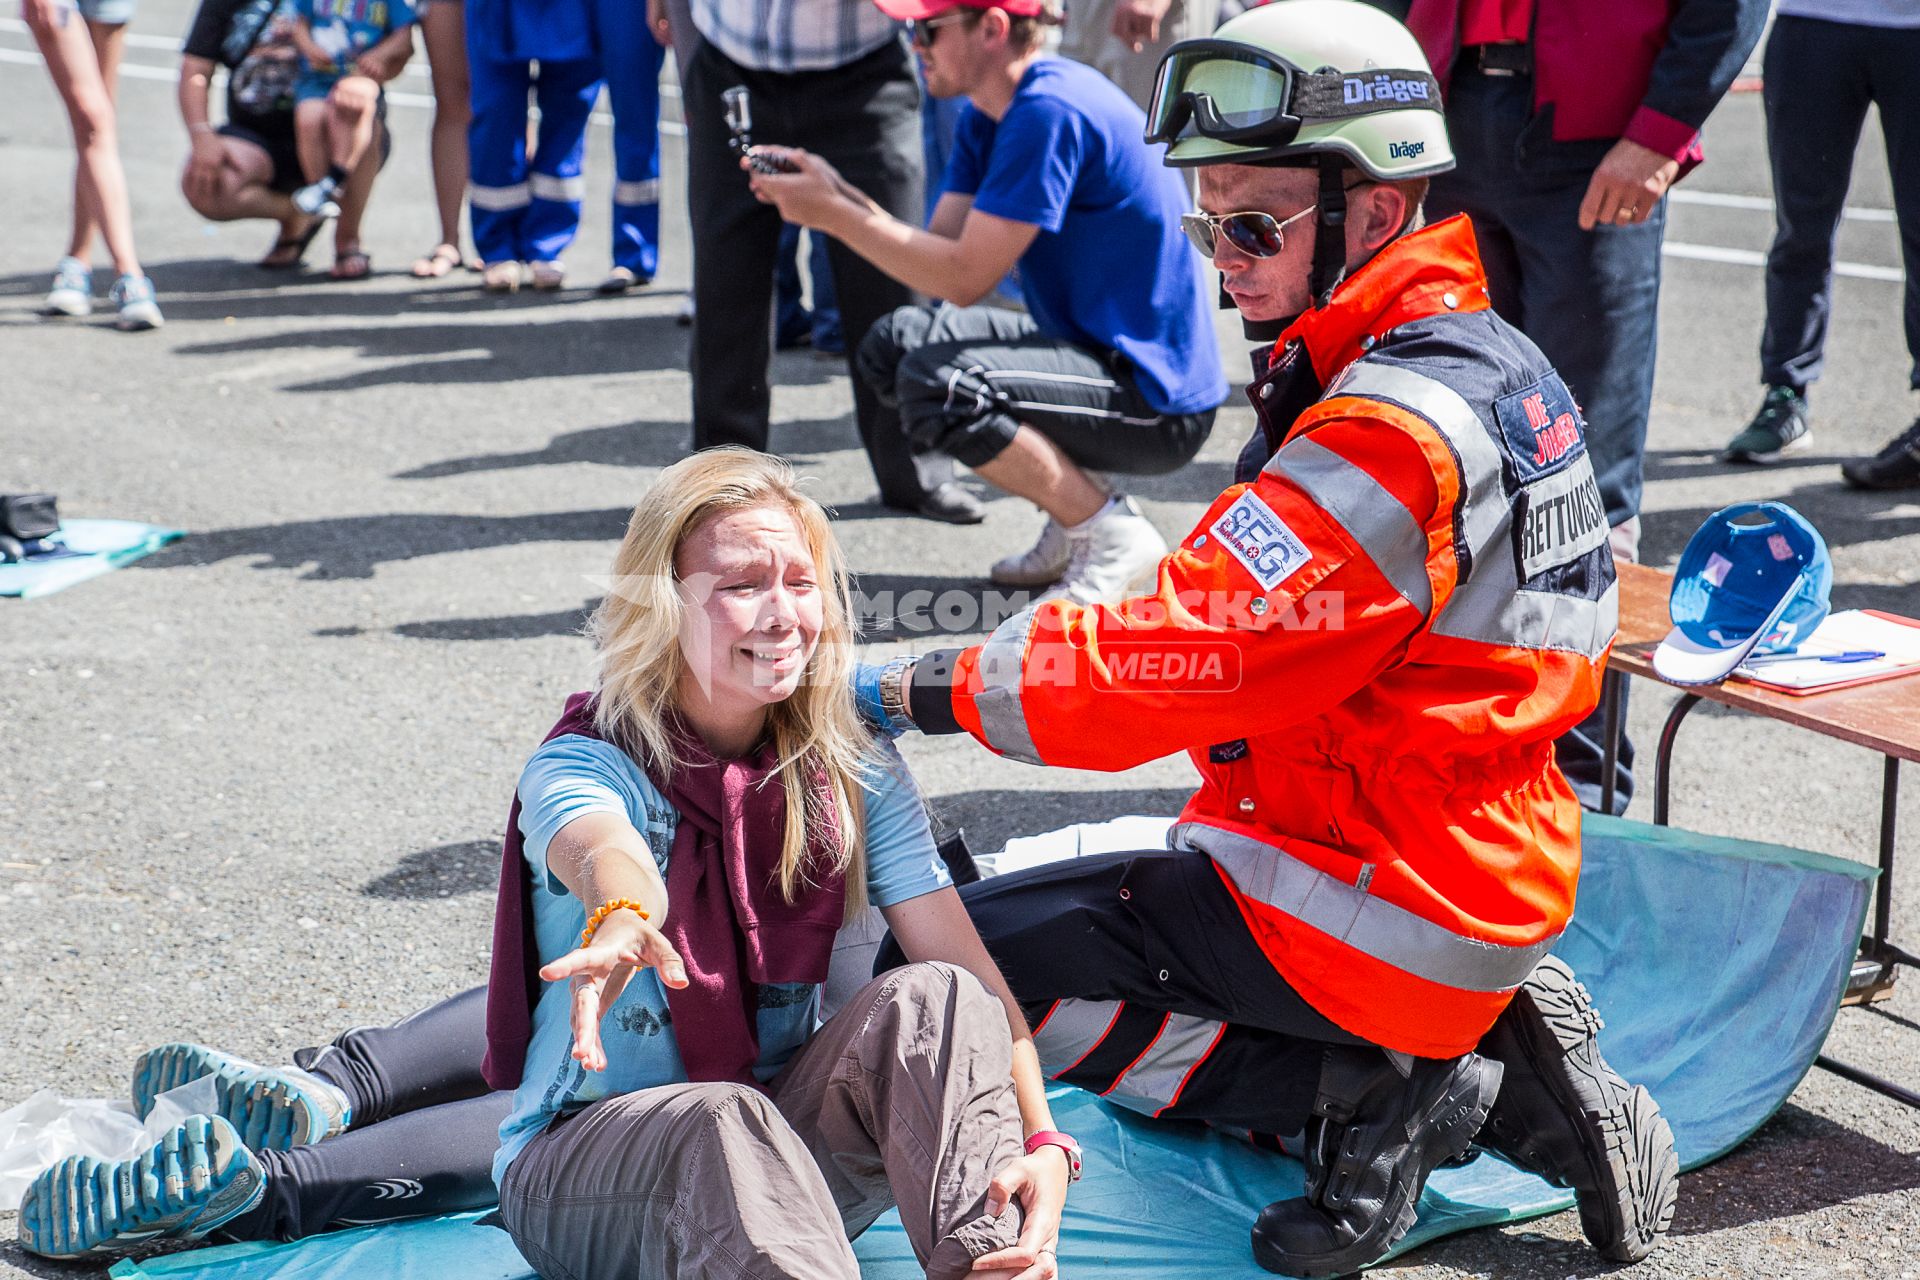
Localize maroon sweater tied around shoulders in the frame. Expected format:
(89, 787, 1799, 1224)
(483, 692, 847, 1091)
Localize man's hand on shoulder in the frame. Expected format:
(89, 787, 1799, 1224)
(1576, 138, 1680, 232)
(1110, 0, 1172, 53)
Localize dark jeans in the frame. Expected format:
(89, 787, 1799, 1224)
(1428, 66, 1658, 812)
(879, 849, 1367, 1144)
(684, 37, 948, 507)
(1761, 15, 1920, 394)
(222, 987, 507, 1242)
(858, 303, 1216, 472)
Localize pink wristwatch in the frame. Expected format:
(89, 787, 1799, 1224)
(1024, 1130, 1083, 1183)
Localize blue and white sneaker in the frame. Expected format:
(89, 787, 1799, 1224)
(42, 256, 93, 317)
(16, 1115, 265, 1258)
(133, 1043, 352, 1151)
(109, 274, 164, 332)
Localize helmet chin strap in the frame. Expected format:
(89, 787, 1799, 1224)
(1309, 154, 1349, 309)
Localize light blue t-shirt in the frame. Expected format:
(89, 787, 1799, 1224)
(492, 734, 951, 1185)
(945, 57, 1227, 417)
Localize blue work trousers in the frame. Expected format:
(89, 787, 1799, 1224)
(466, 51, 603, 266)
(593, 0, 665, 279)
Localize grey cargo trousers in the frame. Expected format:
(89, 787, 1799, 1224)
(499, 961, 1025, 1280)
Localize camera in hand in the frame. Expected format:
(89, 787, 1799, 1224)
(722, 86, 797, 175)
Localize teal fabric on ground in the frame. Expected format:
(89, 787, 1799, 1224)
(0, 519, 182, 599)
(106, 815, 1875, 1280)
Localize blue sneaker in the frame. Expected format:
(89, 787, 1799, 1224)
(42, 256, 93, 317)
(16, 1115, 265, 1258)
(133, 1043, 352, 1151)
(108, 273, 164, 332)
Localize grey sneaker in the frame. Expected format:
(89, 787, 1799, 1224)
(1040, 497, 1168, 607)
(990, 516, 1071, 587)
(109, 274, 164, 331)
(1840, 416, 1920, 491)
(42, 256, 93, 317)
(1722, 385, 1810, 463)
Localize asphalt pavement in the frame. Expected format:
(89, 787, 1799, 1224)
(2, 9, 1918, 1277)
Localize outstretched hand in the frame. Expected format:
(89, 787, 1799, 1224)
(970, 1148, 1069, 1279)
(539, 908, 688, 1072)
(745, 148, 865, 230)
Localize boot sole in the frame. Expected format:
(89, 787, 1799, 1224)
(1484, 957, 1679, 1262)
(1252, 1057, 1503, 1278)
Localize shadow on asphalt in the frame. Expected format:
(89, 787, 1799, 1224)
(926, 788, 1195, 861)
(850, 573, 1038, 642)
(395, 411, 871, 481)
(318, 600, 597, 643)
(140, 507, 631, 579)
(362, 838, 501, 899)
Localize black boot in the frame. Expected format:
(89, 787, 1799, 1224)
(1250, 1045, 1502, 1278)
(1476, 955, 1679, 1263)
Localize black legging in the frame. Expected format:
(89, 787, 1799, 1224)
(220, 987, 507, 1242)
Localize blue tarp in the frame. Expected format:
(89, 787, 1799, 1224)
(0, 519, 182, 600)
(109, 815, 1874, 1280)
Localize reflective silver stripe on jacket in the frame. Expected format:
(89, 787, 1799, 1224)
(972, 603, 1043, 765)
(1171, 822, 1558, 993)
(1326, 361, 1509, 562)
(1032, 998, 1124, 1075)
(467, 182, 531, 211)
(1102, 1012, 1227, 1118)
(1432, 574, 1619, 660)
(1265, 436, 1433, 617)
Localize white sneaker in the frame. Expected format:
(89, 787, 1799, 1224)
(42, 256, 93, 317)
(991, 515, 1071, 587)
(109, 274, 164, 331)
(1041, 497, 1168, 607)
(291, 176, 341, 219)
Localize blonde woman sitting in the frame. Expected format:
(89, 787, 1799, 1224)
(21, 447, 1072, 1280)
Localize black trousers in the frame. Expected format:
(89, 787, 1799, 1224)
(683, 37, 949, 506)
(1760, 14, 1920, 394)
(879, 849, 1371, 1145)
(222, 987, 508, 1242)
(857, 303, 1216, 472)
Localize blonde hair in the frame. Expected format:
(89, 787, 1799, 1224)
(589, 448, 870, 915)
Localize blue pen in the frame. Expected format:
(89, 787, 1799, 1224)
(1745, 650, 1886, 668)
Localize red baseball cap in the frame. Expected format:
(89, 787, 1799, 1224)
(872, 0, 1046, 22)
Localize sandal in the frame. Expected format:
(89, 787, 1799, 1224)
(330, 248, 373, 281)
(530, 260, 566, 291)
(482, 261, 523, 293)
(411, 243, 464, 278)
(259, 217, 325, 270)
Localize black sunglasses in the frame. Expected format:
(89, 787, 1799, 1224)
(908, 10, 974, 46)
(1179, 204, 1316, 259)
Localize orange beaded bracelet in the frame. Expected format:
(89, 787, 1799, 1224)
(581, 898, 651, 946)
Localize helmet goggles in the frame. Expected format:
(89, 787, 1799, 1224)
(1145, 39, 1442, 162)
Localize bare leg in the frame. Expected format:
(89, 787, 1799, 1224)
(294, 98, 330, 184)
(970, 425, 1110, 526)
(331, 116, 381, 271)
(62, 17, 123, 258)
(324, 75, 380, 173)
(26, 1, 141, 276)
(420, 1, 471, 256)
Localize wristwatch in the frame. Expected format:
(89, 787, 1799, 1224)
(878, 656, 916, 732)
(1024, 1130, 1083, 1183)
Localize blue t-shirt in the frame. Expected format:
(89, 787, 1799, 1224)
(945, 57, 1226, 417)
(492, 734, 952, 1185)
(294, 0, 412, 68)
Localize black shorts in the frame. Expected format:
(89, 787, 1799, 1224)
(219, 98, 393, 195)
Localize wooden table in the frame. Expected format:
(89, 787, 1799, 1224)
(1604, 560, 1920, 1106)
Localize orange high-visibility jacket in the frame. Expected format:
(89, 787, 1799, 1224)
(910, 217, 1617, 1058)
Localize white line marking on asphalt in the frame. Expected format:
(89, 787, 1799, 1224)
(1662, 241, 1904, 283)
(1669, 188, 1895, 224)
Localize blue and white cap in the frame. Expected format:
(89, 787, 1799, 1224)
(1653, 501, 1832, 686)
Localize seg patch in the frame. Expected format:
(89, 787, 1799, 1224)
(1495, 374, 1586, 482)
(1209, 490, 1313, 591)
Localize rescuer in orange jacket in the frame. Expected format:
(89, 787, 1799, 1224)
(861, 3, 1680, 1275)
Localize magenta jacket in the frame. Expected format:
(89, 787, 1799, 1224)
(1405, 0, 1767, 167)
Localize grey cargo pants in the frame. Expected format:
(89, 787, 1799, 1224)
(499, 961, 1024, 1280)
